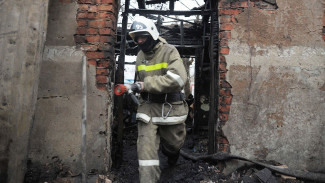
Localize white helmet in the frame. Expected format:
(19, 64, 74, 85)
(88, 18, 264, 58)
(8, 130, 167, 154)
(129, 16, 159, 41)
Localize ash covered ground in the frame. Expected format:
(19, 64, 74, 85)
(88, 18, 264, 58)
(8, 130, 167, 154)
(109, 122, 309, 183)
(24, 120, 317, 183)
(110, 123, 223, 183)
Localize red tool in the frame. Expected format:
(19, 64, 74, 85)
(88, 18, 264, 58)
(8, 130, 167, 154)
(114, 84, 140, 106)
(114, 84, 128, 96)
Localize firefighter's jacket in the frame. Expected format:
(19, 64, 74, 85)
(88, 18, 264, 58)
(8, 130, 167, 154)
(135, 37, 188, 125)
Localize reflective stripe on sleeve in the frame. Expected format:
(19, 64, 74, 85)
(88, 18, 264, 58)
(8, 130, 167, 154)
(138, 62, 168, 71)
(152, 115, 187, 123)
(136, 113, 151, 123)
(139, 160, 160, 166)
(167, 71, 184, 87)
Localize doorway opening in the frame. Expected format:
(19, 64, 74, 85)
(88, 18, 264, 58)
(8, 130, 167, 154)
(112, 0, 221, 168)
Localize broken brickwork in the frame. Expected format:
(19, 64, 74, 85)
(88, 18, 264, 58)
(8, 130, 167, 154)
(217, 0, 278, 152)
(75, 0, 118, 90)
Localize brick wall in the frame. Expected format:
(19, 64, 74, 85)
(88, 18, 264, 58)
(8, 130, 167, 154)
(217, 0, 277, 152)
(75, 0, 118, 90)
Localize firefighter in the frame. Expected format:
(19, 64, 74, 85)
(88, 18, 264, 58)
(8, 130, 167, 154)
(128, 16, 189, 183)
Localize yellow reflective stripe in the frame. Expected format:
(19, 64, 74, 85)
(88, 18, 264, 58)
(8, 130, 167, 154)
(138, 62, 168, 71)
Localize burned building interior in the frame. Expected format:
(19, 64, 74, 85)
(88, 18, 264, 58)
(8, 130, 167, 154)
(0, 0, 324, 182)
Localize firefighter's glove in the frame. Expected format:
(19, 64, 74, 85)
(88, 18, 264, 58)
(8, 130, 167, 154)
(127, 82, 143, 93)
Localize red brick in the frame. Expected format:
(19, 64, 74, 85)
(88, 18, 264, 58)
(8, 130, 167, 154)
(88, 59, 97, 66)
(98, 12, 114, 19)
(220, 72, 226, 80)
(96, 75, 108, 84)
(100, 36, 114, 43)
(98, 43, 114, 52)
(218, 0, 231, 8)
(77, 12, 87, 19)
(86, 35, 100, 43)
(219, 32, 231, 39)
(219, 105, 230, 113)
(77, 20, 87, 27)
(98, 4, 114, 11)
(219, 62, 227, 72)
(219, 39, 228, 47)
(77, 27, 87, 34)
(218, 144, 229, 153)
(219, 97, 223, 104)
(89, 5, 97, 12)
(96, 68, 108, 75)
(82, 45, 98, 51)
(97, 60, 110, 67)
(220, 24, 234, 31)
(231, 1, 249, 8)
(224, 95, 233, 105)
(86, 51, 104, 59)
(217, 136, 229, 144)
(88, 20, 113, 28)
(219, 89, 231, 96)
(77, 12, 96, 19)
(78, 4, 89, 11)
(219, 55, 226, 63)
(220, 81, 232, 88)
(99, 28, 112, 35)
(219, 113, 229, 121)
(220, 47, 230, 55)
(87, 28, 99, 34)
(220, 16, 232, 23)
(74, 35, 86, 44)
(219, 9, 242, 15)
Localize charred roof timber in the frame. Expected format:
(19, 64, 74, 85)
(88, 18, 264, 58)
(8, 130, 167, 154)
(128, 9, 212, 16)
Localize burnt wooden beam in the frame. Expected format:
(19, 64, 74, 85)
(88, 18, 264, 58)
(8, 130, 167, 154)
(169, 0, 174, 10)
(137, 0, 146, 9)
(180, 21, 184, 45)
(208, 0, 218, 155)
(146, 0, 170, 4)
(115, 0, 129, 168)
(128, 9, 211, 16)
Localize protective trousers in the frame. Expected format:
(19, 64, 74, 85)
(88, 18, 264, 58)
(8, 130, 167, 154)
(137, 121, 186, 183)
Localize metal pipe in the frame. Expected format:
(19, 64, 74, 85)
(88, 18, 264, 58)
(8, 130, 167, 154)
(81, 56, 87, 183)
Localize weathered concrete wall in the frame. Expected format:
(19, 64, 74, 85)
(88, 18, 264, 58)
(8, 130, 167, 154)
(223, 0, 325, 172)
(27, 0, 113, 178)
(0, 0, 49, 182)
(28, 46, 111, 174)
